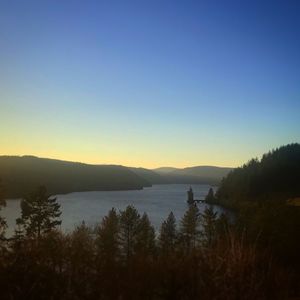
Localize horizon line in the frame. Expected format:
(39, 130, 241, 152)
(0, 154, 235, 169)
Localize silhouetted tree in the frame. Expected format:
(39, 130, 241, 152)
(200, 206, 218, 247)
(0, 179, 7, 240)
(215, 212, 230, 236)
(135, 212, 156, 256)
(96, 207, 120, 263)
(205, 187, 215, 203)
(159, 212, 177, 254)
(119, 205, 141, 260)
(18, 186, 62, 239)
(67, 221, 95, 298)
(180, 204, 200, 252)
(95, 208, 121, 298)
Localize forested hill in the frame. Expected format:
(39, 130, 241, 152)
(0, 156, 150, 198)
(129, 167, 166, 184)
(216, 143, 300, 207)
(153, 165, 233, 185)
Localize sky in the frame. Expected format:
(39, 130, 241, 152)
(1, 0, 299, 168)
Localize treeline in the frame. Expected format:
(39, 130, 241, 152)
(215, 143, 300, 207)
(206, 144, 300, 287)
(0, 186, 292, 300)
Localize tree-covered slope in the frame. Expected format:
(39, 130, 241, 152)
(130, 167, 166, 184)
(153, 165, 232, 185)
(216, 143, 300, 207)
(0, 156, 150, 198)
(169, 166, 232, 181)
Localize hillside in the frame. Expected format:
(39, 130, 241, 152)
(153, 165, 232, 185)
(170, 166, 232, 180)
(0, 156, 150, 198)
(153, 167, 179, 174)
(215, 143, 300, 207)
(129, 167, 166, 184)
(173, 165, 232, 178)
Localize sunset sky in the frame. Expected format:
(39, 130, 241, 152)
(1, 0, 299, 168)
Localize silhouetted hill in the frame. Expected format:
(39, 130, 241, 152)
(0, 156, 150, 198)
(153, 167, 180, 174)
(216, 143, 300, 207)
(153, 165, 233, 185)
(170, 166, 232, 180)
(129, 167, 166, 184)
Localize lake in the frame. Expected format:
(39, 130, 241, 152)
(2, 184, 229, 236)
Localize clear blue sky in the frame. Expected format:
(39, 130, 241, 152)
(1, 0, 299, 167)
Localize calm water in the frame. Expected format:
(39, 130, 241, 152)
(3, 184, 228, 236)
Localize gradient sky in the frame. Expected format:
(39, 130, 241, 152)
(1, 0, 299, 168)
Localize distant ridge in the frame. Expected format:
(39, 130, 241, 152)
(153, 165, 233, 184)
(0, 155, 234, 198)
(169, 165, 232, 178)
(129, 167, 165, 184)
(153, 167, 180, 174)
(0, 156, 150, 198)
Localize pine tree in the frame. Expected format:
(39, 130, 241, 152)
(96, 208, 120, 263)
(205, 187, 215, 203)
(159, 212, 177, 254)
(119, 205, 140, 260)
(180, 204, 200, 252)
(135, 212, 156, 256)
(0, 179, 7, 240)
(215, 212, 229, 237)
(68, 221, 95, 295)
(18, 186, 62, 239)
(200, 206, 218, 247)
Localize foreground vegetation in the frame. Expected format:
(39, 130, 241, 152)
(0, 186, 297, 300)
(0, 144, 299, 299)
(207, 144, 300, 273)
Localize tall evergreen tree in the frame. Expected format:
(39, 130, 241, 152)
(205, 187, 215, 203)
(18, 186, 62, 239)
(0, 179, 7, 240)
(96, 208, 120, 263)
(180, 204, 200, 252)
(159, 212, 177, 254)
(135, 212, 156, 256)
(68, 221, 95, 297)
(119, 205, 141, 260)
(215, 213, 230, 237)
(200, 206, 218, 247)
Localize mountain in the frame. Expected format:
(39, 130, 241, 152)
(153, 165, 233, 184)
(153, 167, 180, 174)
(129, 167, 166, 184)
(170, 166, 233, 180)
(0, 156, 150, 198)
